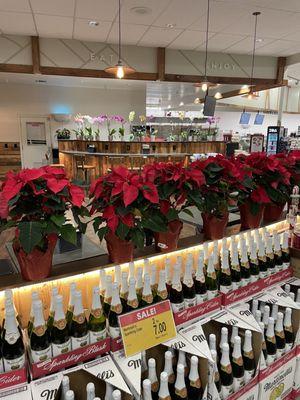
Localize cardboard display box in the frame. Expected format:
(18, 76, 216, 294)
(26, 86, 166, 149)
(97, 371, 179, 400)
(0, 383, 32, 400)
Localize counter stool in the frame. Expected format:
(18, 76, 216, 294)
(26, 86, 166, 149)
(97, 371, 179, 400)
(74, 156, 95, 186)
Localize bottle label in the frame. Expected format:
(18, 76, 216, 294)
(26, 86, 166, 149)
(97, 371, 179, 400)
(142, 294, 153, 304)
(184, 297, 197, 308)
(250, 274, 259, 283)
(71, 333, 89, 349)
(244, 369, 254, 383)
(221, 383, 233, 399)
(196, 293, 208, 304)
(207, 271, 217, 279)
(53, 318, 67, 330)
(231, 264, 240, 272)
(52, 338, 71, 356)
(89, 328, 107, 343)
(221, 364, 232, 374)
(241, 278, 250, 287)
(3, 354, 25, 372)
(33, 325, 47, 337)
(90, 308, 103, 319)
(244, 350, 254, 359)
(241, 262, 250, 269)
(233, 376, 245, 392)
(207, 290, 218, 300)
(232, 281, 241, 290)
(276, 348, 285, 358)
(283, 262, 290, 269)
(31, 345, 52, 363)
(190, 378, 201, 388)
(157, 290, 168, 300)
(266, 353, 276, 366)
(233, 356, 243, 366)
(127, 298, 139, 308)
(72, 313, 86, 324)
(285, 343, 293, 352)
(174, 387, 188, 398)
(266, 253, 274, 260)
(110, 304, 122, 314)
(109, 325, 121, 339)
(171, 302, 185, 313)
(259, 271, 268, 279)
(220, 285, 232, 294)
(5, 332, 20, 345)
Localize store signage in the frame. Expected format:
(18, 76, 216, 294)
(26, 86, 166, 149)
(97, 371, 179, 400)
(118, 300, 176, 357)
(90, 53, 115, 63)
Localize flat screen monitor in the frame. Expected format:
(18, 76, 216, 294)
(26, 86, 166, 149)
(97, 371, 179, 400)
(254, 113, 264, 125)
(239, 112, 251, 125)
(203, 96, 216, 117)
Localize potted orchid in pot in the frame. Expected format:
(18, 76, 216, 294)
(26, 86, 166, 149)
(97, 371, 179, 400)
(0, 166, 86, 281)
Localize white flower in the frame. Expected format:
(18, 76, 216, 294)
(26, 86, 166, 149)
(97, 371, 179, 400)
(128, 111, 135, 122)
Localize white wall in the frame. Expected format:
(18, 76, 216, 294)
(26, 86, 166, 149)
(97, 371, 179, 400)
(0, 82, 146, 146)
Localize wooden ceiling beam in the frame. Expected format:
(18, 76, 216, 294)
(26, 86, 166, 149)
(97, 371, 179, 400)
(164, 74, 278, 85)
(31, 36, 41, 74)
(276, 57, 287, 84)
(157, 47, 166, 81)
(0, 64, 33, 74)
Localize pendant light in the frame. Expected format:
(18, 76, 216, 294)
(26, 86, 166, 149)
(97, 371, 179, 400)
(242, 11, 261, 99)
(105, 0, 136, 79)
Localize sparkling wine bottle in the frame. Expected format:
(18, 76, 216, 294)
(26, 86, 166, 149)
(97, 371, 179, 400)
(158, 371, 171, 400)
(151, 264, 158, 293)
(105, 382, 114, 400)
(284, 284, 291, 294)
(140, 273, 154, 307)
(230, 241, 242, 290)
(271, 304, 278, 322)
(28, 291, 40, 336)
(86, 382, 95, 400)
(187, 355, 203, 400)
(163, 350, 175, 396)
(148, 358, 159, 400)
(165, 258, 172, 292)
(156, 270, 168, 302)
(239, 238, 251, 286)
(47, 287, 59, 330)
(275, 311, 286, 357)
(99, 269, 107, 301)
(209, 333, 217, 354)
(194, 252, 207, 304)
(103, 275, 113, 317)
(251, 299, 258, 316)
(169, 263, 184, 313)
(182, 258, 196, 308)
(114, 265, 121, 287)
(108, 282, 123, 338)
(259, 321, 267, 360)
(219, 327, 229, 356)
(51, 294, 71, 356)
(178, 350, 188, 377)
(249, 239, 259, 282)
(66, 282, 77, 324)
(136, 267, 144, 301)
(120, 271, 129, 307)
(65, 390, 75, 400)
(128, 261, 135, 279)
(265, 317, 277, 366)
(273, 232, 283, 272)
(243, 330, 255, 383)
(112, 390, 121, 400)
(219, 250, 232, 294)
(230, 326, 239, 353)
(257, 238, 268, 279)
(262, 305, 270, 332)
(284, 307, 294, 351)
(174, 363, 188, 400)
(281, 231, 290, 269)
(143, 379, 153, 400)
(210, 349, 221, 394)
(232, 336, 245, 392)
(265, 235, 275, 275)
(70, 290, 89, 349)
(254, 310, 262, 323)
(205, 254, 218, 300)
(126, 277, 139, 311)
(220, 343, 233, 399)
(30, 300, 52, 363)
(89, 287, 106, 343)
(296, 288, 300, 305)
(61, 376, 70, 400)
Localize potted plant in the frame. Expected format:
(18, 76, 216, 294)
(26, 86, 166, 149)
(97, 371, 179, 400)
(111, 115, 126, 141)
(142, 162, 205, 252)
(0, 166, 86, 281)
(56, 128, 71, 140)
(89, 165, 160, 263)
(191, 155, 241, 239)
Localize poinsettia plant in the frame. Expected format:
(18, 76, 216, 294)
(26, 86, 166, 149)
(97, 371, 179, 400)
(89, 165, 160, 248)
(0, 166, 87, 254)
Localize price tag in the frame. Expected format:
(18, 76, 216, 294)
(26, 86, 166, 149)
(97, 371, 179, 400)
(118, 300, 177, 357)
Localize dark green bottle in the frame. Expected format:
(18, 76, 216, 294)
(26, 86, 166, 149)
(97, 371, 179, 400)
(88, 287, 106, 343)
(69, 290, 89, 349)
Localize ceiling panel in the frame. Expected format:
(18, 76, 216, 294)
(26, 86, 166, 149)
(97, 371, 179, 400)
(121, 0, 171, 25)
(0, 11, 36, 35)
(168, 30, 214, 50)
(35, 15, 73, 39)
(224, 36, 275, 54)
(73, 19, 112, 42)
(75, 0, 118, 21)
(138, 26, 183, 47)
(196, 33, 247, 52)
(256, 39, 300, 56)
(0, 0, 31, 13)
(30, 0, 75, 17)
(107, 23, 148, 45)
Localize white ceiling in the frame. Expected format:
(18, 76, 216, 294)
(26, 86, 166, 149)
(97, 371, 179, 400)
(0, 0, 300, 56)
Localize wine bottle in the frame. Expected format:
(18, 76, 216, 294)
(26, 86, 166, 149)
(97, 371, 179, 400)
(194, 252, 208, 304)
(187, 253, 196, 277)
(220, 343, 233, 399)
(140, 273, 154, 307)
(69, 290, 89, 349)
(259, 321, 267, 360)
(165, 258, 172, 292)
(296, 288, 300, 305)
(114, 265, 121, 287)
(230, 326, 239, 353)
(232, 336, 245, 392)
(4, 290, 20, 327)
(249, 239, 259, 283)
(251, 299, 258, 316)
(86, 382, 95, 400)
(271, 304, 278, 322)
(265, 317, 277, 366)
(103, 275, 113, 317)
(99, 269, 107, 301)
(213, 240, 220, 272)
(265, 236, 276, 276)
(30, 300, 51, 363)
(259, 301, 265, 313)
(187, 355, 203, 400)
(148, 358, 159, 400)
(51, 294, 71, 356)
(209, 333, 217, 353)
(239, 239, 251, 286)
(143, 379, 153, 400)
(281, 231, 290, 269)
(254, 310, 262, 323)
(128, 261, 135, 279)
(275, 312, 286, 357)
(47, 287, 59, 330)
(164, 351, 175, 396)
(126, 277, 139, 311)
(284, 307, 294, 351)
(219, 250, 232, 294)
(169, 263, 185, 313)
(210, 349, 221, 394)
(112, 390, 121, 400)
(230, 241, 242, 290)
(105, 382, 114, 400)
(66, 282, 77, 324)
(219, 327, 229, 355)
(65, 390, 75, 400)
(158, 371, 171, 400)
(284, 283, 291, 294)
(203, 242, 209, 274)
(28, 291, 40, 336)
(151, 264, 158, 293)
(182, 258, 196, 308)
(108, 282, 123, 338)
(243, 330, 255, 383)
(206, 254, 218, 300)
(156, 270, 168, 302)
(178, 350, 188, 377)
(257, 238, 268, 279)
(174, 363, 188, 400)
(273, 232, 283, 272)
(89, 287, 106, 343)
(120, 271, 129, 307)
(136, 267, 144, 301)
(61, 376, 70, 400)
(176, 256, 183, 280)
(289, 292, 295, 302)
(144, 258, 151, 275)
(2, 306, 25, 372)
(262, 305, 270, 332)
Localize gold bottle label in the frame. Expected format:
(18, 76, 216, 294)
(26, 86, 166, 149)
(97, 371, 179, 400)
(142, 294, 153, 304)
(73, 313, 85, 324)
(157, 290, 168, 300)
(266, 335, 276, 344)
(184, 279, 194, 288)
(91, 308, 102, 318)
(266, 253, 274, 260)
(233, 356, 243, 366)
(275, 250, 282, 257)
(111, 304, 122, 314)
(231, 264, 240, 271)
(207, 271, 216, 280)
(127, 298, 139, 308)
(285, 325, 293, 333)
(243, 350, 254, 359)
(33, 325, 46, 337)
(175, 387, 188, 398)
(151, 381, 159, 392)
(221, 364, 232, 374)
(258, 256, 267, 263)
(222, 268, 231, 276)
(54, 318, 67, 330)
(190, 378, 201, 388)
(275, 330, 285, 339)
(104, 296, 112, 305)
(241, 262, 250, 269)
(120, 292, 128, 300)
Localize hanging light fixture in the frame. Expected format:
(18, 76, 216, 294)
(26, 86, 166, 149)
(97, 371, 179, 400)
(105, 0, 136, 79)
(242, 11, 261, 99)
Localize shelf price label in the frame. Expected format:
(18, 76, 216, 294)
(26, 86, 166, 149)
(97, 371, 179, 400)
(118, 300, 177, 357)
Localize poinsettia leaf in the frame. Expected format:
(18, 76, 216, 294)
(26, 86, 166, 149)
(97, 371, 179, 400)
(97, 226, 108, 242)
(60, 224, 77, 245)
(166, 208, 179, 222)
(142, 214, 167, 232)
(50, 214, 65, 227)
(93, 217, 102, 232)
(18, 221, 44, 254)
(182, 208, 194, 217)
(116, 221, 130, 240)
(131, 228, 145, 249)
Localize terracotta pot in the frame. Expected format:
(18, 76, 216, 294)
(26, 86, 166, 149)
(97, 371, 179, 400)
(13, 234, 57, 281)
(263, 202, 285, 223)
(239, 200, 265, 230)
(154, 220, 183, 253)
(202, 212, 229, 240)
(105, 230, 134, 263)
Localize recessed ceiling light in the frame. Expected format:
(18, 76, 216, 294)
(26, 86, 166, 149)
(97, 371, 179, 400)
(88, 21, 99, 27)
(167, 105, 171, 109)
(166, 23, 176, 29)
(194, 98, 200, 104)
(256, 38, 263, 43)
(179, 101, 184, 106)
(130, 6, 152, 15)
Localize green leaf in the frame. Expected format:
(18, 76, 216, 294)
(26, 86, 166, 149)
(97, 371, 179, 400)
(18, 221, 44, 254)
(60, 224, 77, 245)
(131, 229, 145, 249)
(50, 214, 65, 227)
(93, 217, 102, 232)
(166, 208, 179, 222)
(98, 226, 108, 241)
(116, 222, 130, 240)
(142, 214, 167, 232)
(182, 208, 194, 217)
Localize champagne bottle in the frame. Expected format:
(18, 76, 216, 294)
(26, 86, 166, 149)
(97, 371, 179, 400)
(275, 312, 286, 357)
(140, 273, 154, 307)
(230, 241, 242, 290)
(28, 291, 40, 336)
(86, 382, 95, 400)
(194, 252, 208, 304)
(114, 265, 121, 287)
(65, 390, 75, 400)
(51, 294, 71, 356)
(178, 350, 188, 377)
(169, 263, 184, 313)
(259, 300, 265, 313)
(249, 239, 259, 282)
(230, 326, 239, 353)
(251, 299, 258, 316)
(219, 250, 232, 294)
(212, 240, 220, 273)
(284, 283, 291, 294)
(273, 232, 283, 272)
(143, 379, 153, 400)
(177, 256, 183, 280)
(66, 282, 77, 324)
(158, 371, 171, 400)
(69, 290, 89, 349)
(259, 321, 267, 360)
(265, 317, 277, 366)
(187, 355, 203, 400)
(258, 238, 268, 279)
(254, 310, 262, 323)
(156, 270, 168, 302)
(203, 242, 209, 274)
(209, 333, 217, 353)
(289, 292, 295, 302)
(206, 254, 218, 300)
(296, 288, 300, 305)
(108, 283, 123, 339)
(103, 275, 113, 317)
(105, 382, 114, 400)
(148, 358, 159, 400)
(144, 258, 151, 275)
(2, 306, 25, 372)
(210, 349, 221, 394)
(219, 327, 229, 355)
(165, 258, 172, 292)
(220, 343, 233, 399)
(164, 351, 175, 396)
(271, 304, 278, 322)
(61, 376, 70, 400)
(30, 300, 51, 363)
(174, 363, 188, 400)
(243, 330, 255, 383)
(126, 277, 139, 311)
(182, 258, 196, 308)
(239, 239, 251, 286)
(47, 287, 59, 330)
(265, 236, 275, 276)
(112, 390, 121, 400)
(281, 231, 290, 269)
(128, 261, 135, 279)
(187, 253, 195, 277)
(151, 264, 158, 293)
(89, 287, 106, 343)
(262, 305, 270, 332)
(284, 307, 294, 351)
(136, 267, 144, 301)
(99, 269, 107, 301)
(120, 271, 129, 307)
(232, 336, 245, 392)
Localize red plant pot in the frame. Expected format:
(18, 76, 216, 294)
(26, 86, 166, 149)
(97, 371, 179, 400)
(13, 234, 57, 281)
(154, 220, 183, 253)
(263, 202, 285, 223)
(202, 212, 229, 240)
(239, 201, 265, 230)
(105, 230, 134, 264)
